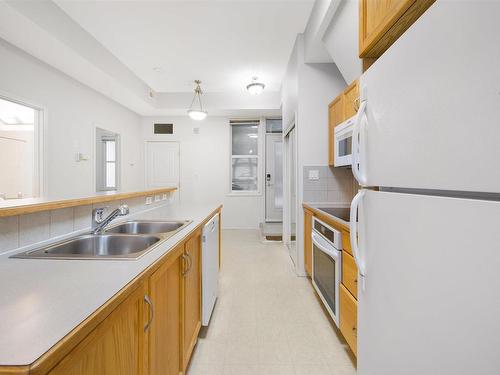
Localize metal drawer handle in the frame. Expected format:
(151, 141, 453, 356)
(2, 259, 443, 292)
(182, 254, 189, 276)
(353, 97, 360, 112)
(144, 295, 154, 332)
(186, 253, 193, 274)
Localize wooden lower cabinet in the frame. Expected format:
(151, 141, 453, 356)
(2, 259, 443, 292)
(48, 283, 148, 375)
(304, 209, 313, 276)
(148, 245, 183, 375)
(340, 284, 358, 356)
(182, 230, 202, 372)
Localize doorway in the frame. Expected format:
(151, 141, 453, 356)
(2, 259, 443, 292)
(0, 96, 42, 200)
(265, 122, 283, 222)
(283, 119, 297, 266)
(145, 141, 180, 193)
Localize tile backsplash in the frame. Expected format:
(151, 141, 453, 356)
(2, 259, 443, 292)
(0, 193, 174, 256)
(303, 165, 356, 203)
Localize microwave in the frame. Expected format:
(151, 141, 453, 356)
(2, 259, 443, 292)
(333, 116, 356, 167)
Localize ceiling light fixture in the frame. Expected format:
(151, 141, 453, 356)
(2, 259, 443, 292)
(246, 76, 265, 95)
(187, 80, 207, 121)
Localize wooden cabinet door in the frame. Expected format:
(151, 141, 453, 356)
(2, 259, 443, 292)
(304, 209, 313, 276)
(342, 251, 358, 299)
(340, 284, 358, 356)
(343, 80, 360, 119)
(48, 283, 147, 375)
(148, 246, 183, 375)
(182, 231, 201, 371)
(359, 0, 435, 57)
(328, 96, 343, 166)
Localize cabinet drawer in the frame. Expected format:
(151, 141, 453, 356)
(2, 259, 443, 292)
(342, 230, 352, 256)
(340, 284, 357, 356)
(342, 251, 358, 299)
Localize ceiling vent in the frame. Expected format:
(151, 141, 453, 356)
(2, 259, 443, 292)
(154, 123, 173, 134)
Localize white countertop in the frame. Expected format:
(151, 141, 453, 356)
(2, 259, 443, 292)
(0, 201, 220, 366)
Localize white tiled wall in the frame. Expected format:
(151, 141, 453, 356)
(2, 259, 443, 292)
(0, 193, 174, 256)
(303, 166, 356, 203)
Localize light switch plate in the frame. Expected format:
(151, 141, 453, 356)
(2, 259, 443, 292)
(308, 170, 320, 180)
(145, 196, 153, 205)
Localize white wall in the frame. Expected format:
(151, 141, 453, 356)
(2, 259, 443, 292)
(281, 34, 349, 276)
(0, 39, 144, 199)
(140, 117, 265, 229)
(322, 0, 362, 84)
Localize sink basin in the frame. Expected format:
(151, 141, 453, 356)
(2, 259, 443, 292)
(11, 234, 161, 260)
(104, 220, 190, 235)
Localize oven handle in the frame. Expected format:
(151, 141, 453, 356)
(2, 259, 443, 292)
(352, 100, 367, 186)
(312, 231, 340, 260)
(350, 189, 366, 291)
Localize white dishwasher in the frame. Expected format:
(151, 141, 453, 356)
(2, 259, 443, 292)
(202, 213, 219, 326)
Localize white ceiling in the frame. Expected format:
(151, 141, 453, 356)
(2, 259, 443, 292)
(55, 0, 314, 94)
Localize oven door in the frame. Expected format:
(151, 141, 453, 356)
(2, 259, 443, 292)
(312, 231, 341, 327)
(334, 117, 355, 167)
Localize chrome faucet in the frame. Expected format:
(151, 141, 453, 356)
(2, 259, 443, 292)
(91, 205, 129, 234)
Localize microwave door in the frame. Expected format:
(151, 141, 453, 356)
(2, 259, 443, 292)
(334, 118, 355, 167)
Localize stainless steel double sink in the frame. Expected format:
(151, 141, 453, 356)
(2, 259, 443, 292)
(11, 220, 191, 260)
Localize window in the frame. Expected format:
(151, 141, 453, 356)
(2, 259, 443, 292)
(230, 120, 260, 193)
(0, 96, 40, 199)
(96, 128, 120, 191)
(266, 118, 282, 133)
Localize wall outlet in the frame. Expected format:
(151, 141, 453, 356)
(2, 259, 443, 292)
(145, 196, 153, 205)
(308, 170, 320, 180)
(162, 193, 168, 200)
(154, 195, 160, 202)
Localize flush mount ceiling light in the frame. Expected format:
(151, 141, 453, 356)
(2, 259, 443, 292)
(246, 76, 265, 95)
(187, 80, 207, 121)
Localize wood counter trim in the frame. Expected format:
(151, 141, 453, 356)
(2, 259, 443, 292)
(302, 204, 350, 232)
(0, 205, 222, 375)
(0, 187, 178, 218)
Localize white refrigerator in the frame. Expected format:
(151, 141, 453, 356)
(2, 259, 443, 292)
(349, 2, 500, 374)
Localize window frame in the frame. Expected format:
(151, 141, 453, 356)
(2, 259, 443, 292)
(228, 119, 262, 196)
(96, 127, 120, 192)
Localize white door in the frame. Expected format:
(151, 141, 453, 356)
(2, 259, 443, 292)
(353, 190, 500, 375)
(265, 133, 283, 222)
(145, 141, 179, 189)
(356, 2, 500, 193)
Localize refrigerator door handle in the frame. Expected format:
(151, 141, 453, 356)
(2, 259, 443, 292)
(352, 100, 367, 186)
(350, 189, 366, 291)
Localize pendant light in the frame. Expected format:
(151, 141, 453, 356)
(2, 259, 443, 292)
(246, 76, 265, 95)
(187, 80, 207, 120)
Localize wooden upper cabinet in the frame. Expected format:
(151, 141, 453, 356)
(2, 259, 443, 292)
(359, 0, 435, 58)
(343, 80, 360, 120)
(48, 283, 148, 375)
(304, 209, 313, 277)
(182, 231, 202, 371)
(148, 246, 183, 375)
(328, 96, 343, 166)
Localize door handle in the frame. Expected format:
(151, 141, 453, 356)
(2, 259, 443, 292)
(352, 100, 367, 186)
(143, 295, 154, 332)
(350, 189, 366, 291)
